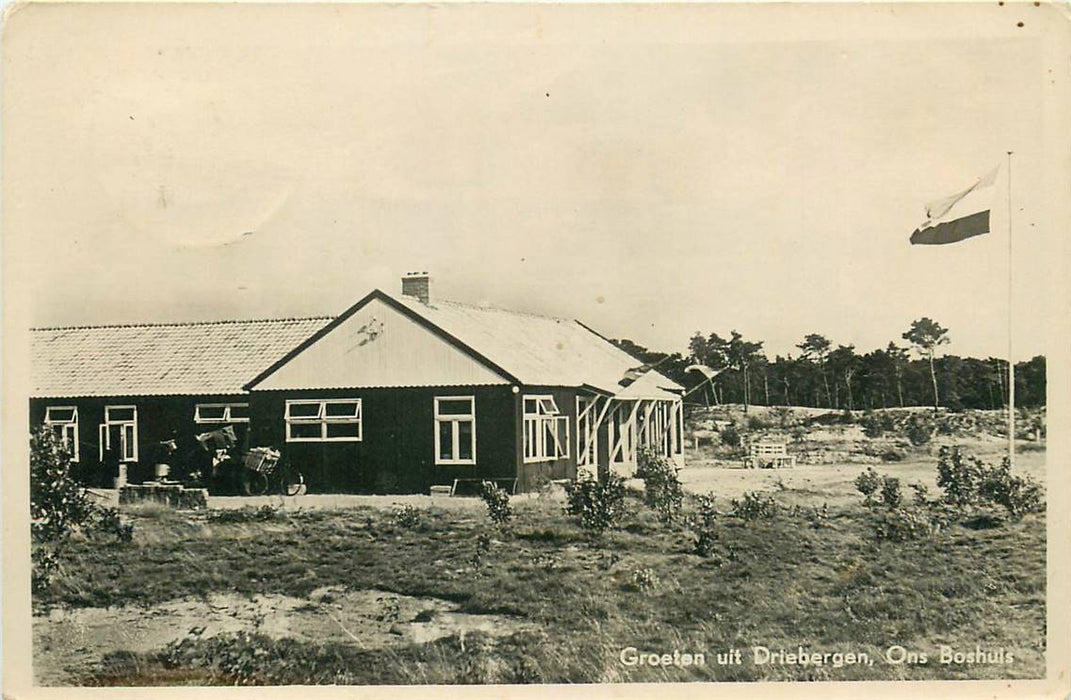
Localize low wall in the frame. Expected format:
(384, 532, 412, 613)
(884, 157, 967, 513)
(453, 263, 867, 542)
(119, 482, 208, 510)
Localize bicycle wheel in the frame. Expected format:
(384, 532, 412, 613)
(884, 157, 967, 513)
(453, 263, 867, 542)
(280, 466, 305, 497)
(241, 469, 269, 496)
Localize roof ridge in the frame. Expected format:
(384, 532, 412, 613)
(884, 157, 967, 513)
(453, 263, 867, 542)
(422, 297, 571, 323)
(31, 315, 335, 332)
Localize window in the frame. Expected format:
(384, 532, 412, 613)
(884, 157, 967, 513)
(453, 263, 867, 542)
(435, 396, 476, 465)
(523, 395, 569, 463)
(285, 399, 362, 442)
(45, 406, 79, 462)
(195, 403, 249, 424)
(100, 405, 138, 462)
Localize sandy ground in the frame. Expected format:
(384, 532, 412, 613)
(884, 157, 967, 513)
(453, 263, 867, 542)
(34, 586, 534, 685)
(677, 449, 1046, 507)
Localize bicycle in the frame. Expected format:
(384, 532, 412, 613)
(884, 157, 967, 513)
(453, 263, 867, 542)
(239, 448, 306, 497)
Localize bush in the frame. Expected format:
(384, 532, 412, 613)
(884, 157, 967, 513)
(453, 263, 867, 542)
(730, 491, 779, 521)
(977, 458, 1044, 520)
(390, 504, 422, 529)
(906, 414, 933, 446)
(636, 447, 684, 524)
(31, 427, 97, 543)
(628, 567, 660, 594)
(935, 446, 986, 508)
(872, 507, 944, 542)
(30, 426, 134, 590)
(720, 424, 741, 448)
(909, 482, 930, 507)
(935, 446, 1044, 520)
(854, 467, 881, 505)
(860, 411, 896, 438)
(691, 493, 719, 557)
(479, 481, 513, 528)
(564, 474, 627, 536)
(746, 414, 770, 431)
(880, 476, 902, 509)
(94, 506, 135, 542)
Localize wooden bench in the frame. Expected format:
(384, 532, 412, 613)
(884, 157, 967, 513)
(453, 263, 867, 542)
(742, 441, 796, 469)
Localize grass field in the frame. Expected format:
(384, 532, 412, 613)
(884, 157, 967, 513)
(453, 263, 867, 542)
(34, 446, 1046, 686)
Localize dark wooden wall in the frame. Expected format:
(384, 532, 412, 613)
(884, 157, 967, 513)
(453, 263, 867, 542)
(248, 385, 518, 494)
(29, 394, 249, 487)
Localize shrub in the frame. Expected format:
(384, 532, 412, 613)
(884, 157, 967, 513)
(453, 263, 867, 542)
(860, 411, 896, 438)
(872, 508, 931, 542)
(691, 492, 719, 557)
(390, 504, 422, 529)
(935, 446, 986, 508)
(730, 491, 779, 521)
(629, 567, 660, 594)
(94, 506, 135, 542)
(977, 458, 1044, 520)
(720, 424, 741, 448)
(31, 427, 97, 544)
(854, 467, 881, 505)
(880, 476, 902, 509)
(905, 415, 933, 446)
(880, 448, 906, 463)
(479, 481, 513, 528)
(935, 446, 1044, 520)
(746, 414, 770, 431)
(470, 531, 493, 570)
(909, 482, 930, 507)
(636, 447, 684, 524)
(30, 426, 134, 590)
(564, 474, 627, 536)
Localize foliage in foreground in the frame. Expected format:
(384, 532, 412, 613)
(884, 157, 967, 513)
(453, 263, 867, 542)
(563, 473, 627, 536)
(854, 446, 1044, 543)
(635, 446, 684, 523)
(56, 494, 1045, 685)
(480, 481, 513, 529)
(31, 427, 133, 591)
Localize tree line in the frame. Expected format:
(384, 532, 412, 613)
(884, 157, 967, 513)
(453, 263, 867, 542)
(614, 317, 1045, 412)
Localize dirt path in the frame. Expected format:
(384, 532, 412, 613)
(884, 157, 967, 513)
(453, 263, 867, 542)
(34, 586, 533, 686)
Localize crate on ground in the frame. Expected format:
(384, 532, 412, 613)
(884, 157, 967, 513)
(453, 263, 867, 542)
(742, 440, 796, 469)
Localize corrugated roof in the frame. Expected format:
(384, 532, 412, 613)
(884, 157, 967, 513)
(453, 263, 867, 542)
(31, 317, 332, 398)
(390, 294, 684, 398)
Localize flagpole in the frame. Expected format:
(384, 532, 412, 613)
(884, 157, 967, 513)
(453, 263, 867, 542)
(1007, 150, 1015, 470)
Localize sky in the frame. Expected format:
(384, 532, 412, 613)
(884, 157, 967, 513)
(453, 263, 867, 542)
(4, 3, 1068, 362)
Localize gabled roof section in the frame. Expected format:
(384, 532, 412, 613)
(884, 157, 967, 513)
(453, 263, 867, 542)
(247, 289, 684, 398)
(390, 294, 684, 396)
(31, 317, 332, 398)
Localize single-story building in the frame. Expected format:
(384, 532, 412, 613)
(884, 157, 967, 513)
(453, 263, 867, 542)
(31, 274, 685, 493)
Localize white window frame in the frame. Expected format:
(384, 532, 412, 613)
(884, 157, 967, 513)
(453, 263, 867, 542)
(101, 405, 138, 462)
(45, 406, 79, 462)
(576, 396, 598, 468)
(285, 399, 363, 442)
(434, 396, 476, 465)
(523, 394, 570, 463)
(194, 402, 250, 424)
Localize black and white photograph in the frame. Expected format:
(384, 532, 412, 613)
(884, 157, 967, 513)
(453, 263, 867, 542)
(3, 2, 1070, 696)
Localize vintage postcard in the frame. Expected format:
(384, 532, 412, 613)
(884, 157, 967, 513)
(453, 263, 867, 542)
(3, 2, 1070, 698)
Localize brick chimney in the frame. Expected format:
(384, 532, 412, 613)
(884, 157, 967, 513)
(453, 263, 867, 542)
(401, 272, 431, 304)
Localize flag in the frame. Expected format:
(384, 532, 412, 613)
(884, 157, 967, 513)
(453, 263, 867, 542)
(910, 166, 999, 245)
(685, 364, 725, 380)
